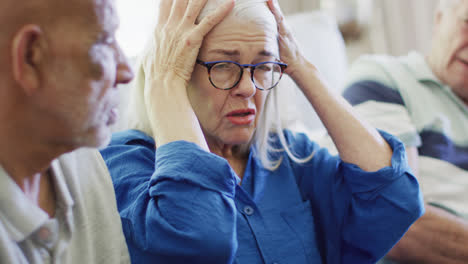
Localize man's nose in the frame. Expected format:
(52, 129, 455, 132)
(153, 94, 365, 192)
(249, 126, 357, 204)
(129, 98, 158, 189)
(115, 46, 134, 85)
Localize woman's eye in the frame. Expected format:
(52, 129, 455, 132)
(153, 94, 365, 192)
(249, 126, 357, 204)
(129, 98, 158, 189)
(214, 63, 234, 70)
(258, 65, 272, 71)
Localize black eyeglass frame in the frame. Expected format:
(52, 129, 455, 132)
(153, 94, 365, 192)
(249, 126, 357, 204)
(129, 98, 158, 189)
(196, 59, 288, 91)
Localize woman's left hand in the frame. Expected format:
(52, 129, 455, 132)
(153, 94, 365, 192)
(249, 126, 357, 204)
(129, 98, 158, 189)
(267, 0, 309, 77)
(268, 0, 392, 171)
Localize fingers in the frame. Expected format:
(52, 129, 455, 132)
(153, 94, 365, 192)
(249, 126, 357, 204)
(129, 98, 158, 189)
(267, 0, 287, 35)
(168, 0, 190, 24)
(184, 0, 209, 25)
(197, 0, 234, 36)
(157, 0, 173, 26)
(267, 0, 284, 21)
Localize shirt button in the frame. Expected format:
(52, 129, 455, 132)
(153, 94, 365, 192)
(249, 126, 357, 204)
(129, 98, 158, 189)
(243, 206, 254, 216)
(37, 227, 51, 242)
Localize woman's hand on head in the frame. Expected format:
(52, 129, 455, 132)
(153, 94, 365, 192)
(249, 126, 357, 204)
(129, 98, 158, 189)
(140, 0, 233, 151)
(143, 0, 234, 85)
(269, 1, 392, 171)
(267, 0, 312, 78)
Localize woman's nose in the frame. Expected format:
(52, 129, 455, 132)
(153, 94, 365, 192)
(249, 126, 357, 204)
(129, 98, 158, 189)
(231, 68, 256, 98)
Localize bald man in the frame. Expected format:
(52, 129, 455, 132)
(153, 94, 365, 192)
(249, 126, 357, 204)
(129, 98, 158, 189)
(0, 0, 133, 263)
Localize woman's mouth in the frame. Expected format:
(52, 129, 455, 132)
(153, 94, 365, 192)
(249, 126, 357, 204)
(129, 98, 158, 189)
(226, 109, 256, 125)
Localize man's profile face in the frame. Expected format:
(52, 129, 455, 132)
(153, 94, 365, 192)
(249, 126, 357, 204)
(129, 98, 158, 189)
(39, 0, 133, 148)
(431, 1, 468, 101)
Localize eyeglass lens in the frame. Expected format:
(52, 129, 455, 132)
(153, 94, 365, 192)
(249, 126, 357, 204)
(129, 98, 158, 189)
(210, 62, 283, 90)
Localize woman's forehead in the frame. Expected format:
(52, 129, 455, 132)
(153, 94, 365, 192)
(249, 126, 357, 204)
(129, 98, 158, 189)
(201, 18, 278, 57)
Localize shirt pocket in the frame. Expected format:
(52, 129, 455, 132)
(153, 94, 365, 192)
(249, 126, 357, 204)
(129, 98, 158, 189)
(280, 200, 322, 263)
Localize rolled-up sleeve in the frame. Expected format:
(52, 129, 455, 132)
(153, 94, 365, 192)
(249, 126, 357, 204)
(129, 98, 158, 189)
(101, 131, 239, 264)
(339, 131, 424, 263)
(290, 130, 424, 263)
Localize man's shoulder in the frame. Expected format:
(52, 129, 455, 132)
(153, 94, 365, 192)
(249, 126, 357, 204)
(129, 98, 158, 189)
(58, 147, 109, 178)
(55, 146, 119, 204)
(343, 52, 431, 106)
(343, 53, 409, 106)
(54, 148, 130, 263)
(346, 52, 423, 88)
(55, 148, 117, 212)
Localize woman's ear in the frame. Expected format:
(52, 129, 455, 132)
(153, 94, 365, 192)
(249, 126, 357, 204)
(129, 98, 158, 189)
(11, 24, 45, 96)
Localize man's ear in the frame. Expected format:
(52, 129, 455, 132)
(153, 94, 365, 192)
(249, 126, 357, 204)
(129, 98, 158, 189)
(11, 25, 45, 96)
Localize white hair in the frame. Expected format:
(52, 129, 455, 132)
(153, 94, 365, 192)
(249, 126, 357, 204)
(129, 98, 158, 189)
(197, 0, 275, 28)
(126, 0, 313, 171)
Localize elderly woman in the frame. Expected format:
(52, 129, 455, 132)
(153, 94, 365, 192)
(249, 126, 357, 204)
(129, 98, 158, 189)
(101, 0, 424, 263)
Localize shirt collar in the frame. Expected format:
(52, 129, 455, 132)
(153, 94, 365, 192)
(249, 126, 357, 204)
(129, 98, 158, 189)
(0, 158, 75, 243)
(0, 166, 49, 242)
(406, 51, 468, 110)
(405, 51, 441, 84)
(50, 159, 74, 210)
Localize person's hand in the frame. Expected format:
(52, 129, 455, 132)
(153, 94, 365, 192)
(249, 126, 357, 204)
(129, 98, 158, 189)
(143, 0, 234, 85)
(267, 0, 312, 78)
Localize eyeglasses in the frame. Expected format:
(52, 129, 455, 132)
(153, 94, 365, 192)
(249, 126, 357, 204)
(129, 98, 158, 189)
(196, 59, 288, 91)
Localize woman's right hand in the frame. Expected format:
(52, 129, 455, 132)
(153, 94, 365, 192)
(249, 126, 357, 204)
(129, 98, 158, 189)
(141, 0, 233, 150)
(143, 0, 234, 85)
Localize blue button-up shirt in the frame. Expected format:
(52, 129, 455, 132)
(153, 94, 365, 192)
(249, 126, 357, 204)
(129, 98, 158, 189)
(100, 129, 423, 264)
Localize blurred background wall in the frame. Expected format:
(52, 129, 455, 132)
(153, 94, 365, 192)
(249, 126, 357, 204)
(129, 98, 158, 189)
(112, 0, 443, 133)
(277, 0, 439, 61)
(116, 0, 440, 64)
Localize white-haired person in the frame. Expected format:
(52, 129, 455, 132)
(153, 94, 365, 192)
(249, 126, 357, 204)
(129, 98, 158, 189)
(341, 0, 468, 263)
(100, 0, 424, 263)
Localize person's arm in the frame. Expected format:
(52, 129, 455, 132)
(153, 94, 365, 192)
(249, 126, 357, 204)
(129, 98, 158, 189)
(384, 147, 468, 264)
(387, 205, 468, 264)
(143, 0, 234, 150)
(291, 63, 392, 171)
(100, 132, 239, 264)
(343, 82, 468, 264)
(267, 0, 391, 171)
(285, 129, 423, 263)
(268, 1, 424, 262)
